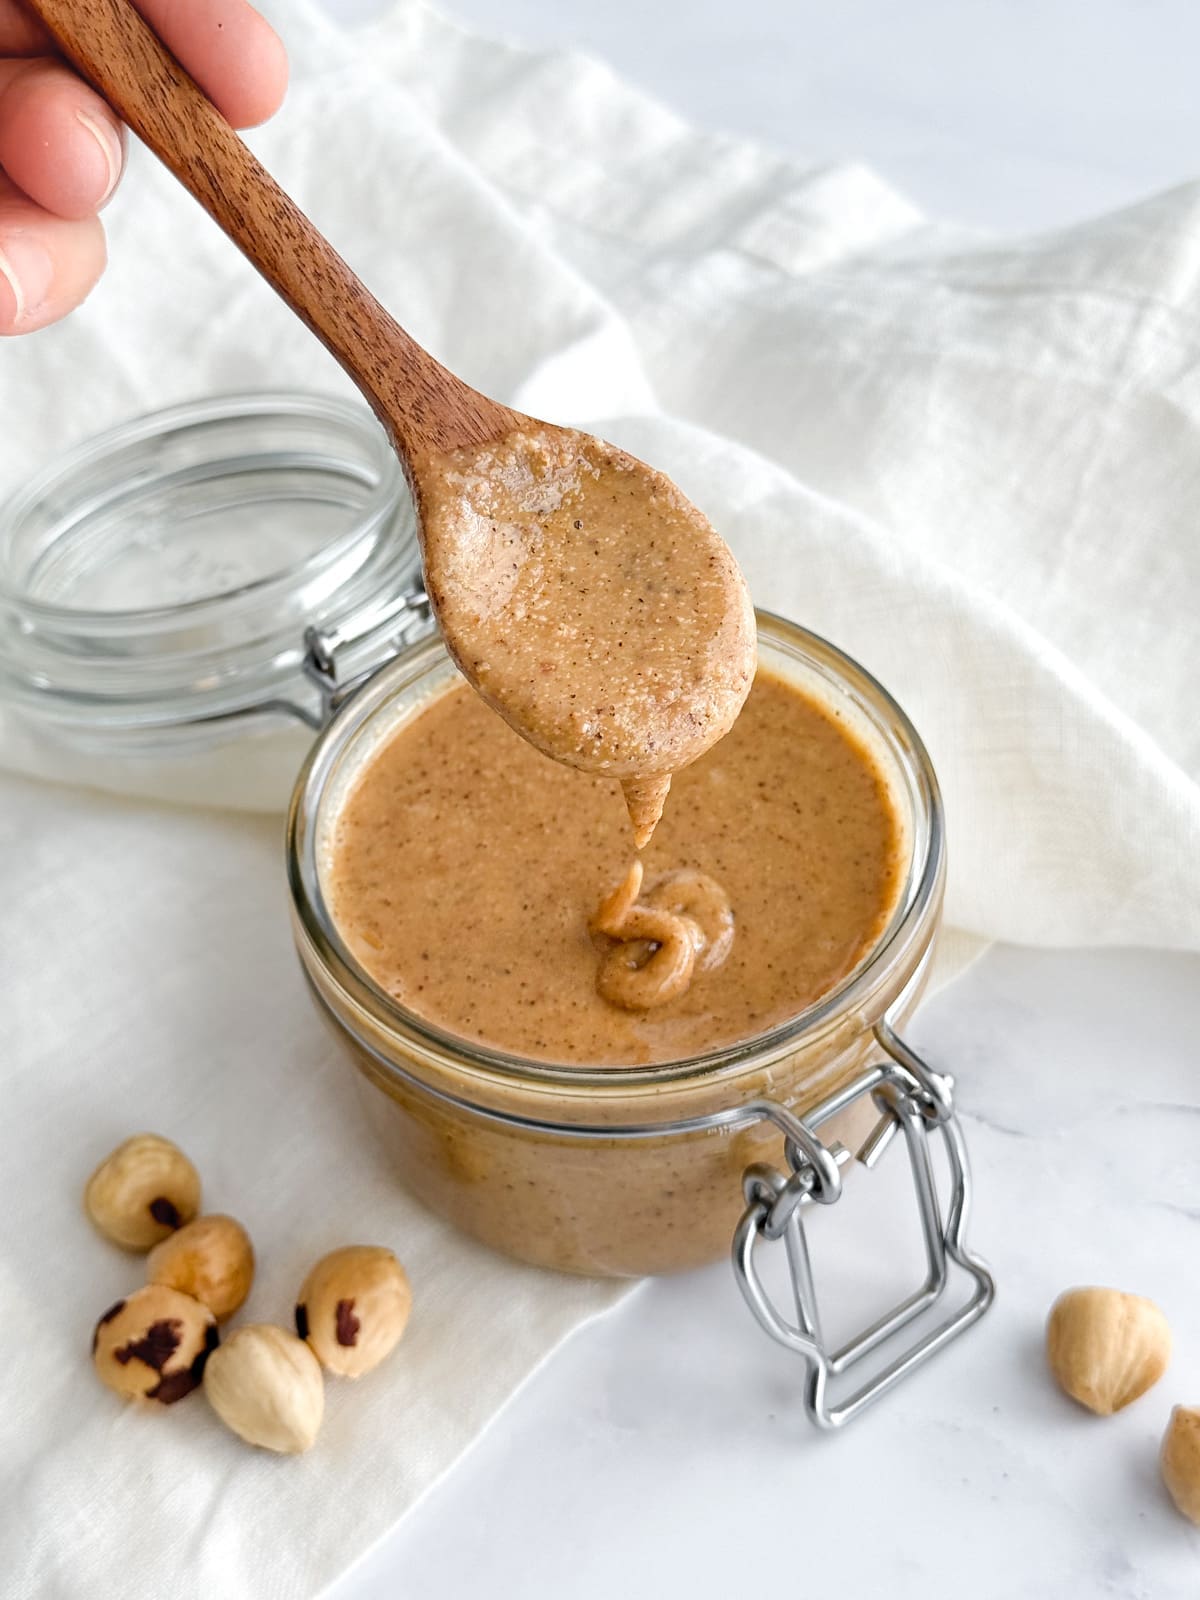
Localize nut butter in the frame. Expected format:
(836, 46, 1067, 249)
(288, 612, 945, 1277)
(418, 426, 756, 847)
(326, 672, 903, 1063)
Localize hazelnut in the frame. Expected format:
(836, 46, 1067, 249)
(84, 1133, 201, 1251)
(146, 1214, 255, 1321)
(295, 1245, 411, 1378)
(1046, 1286, 1171, 1415)
(1161, 1405, 1200, 1524)
(204, 1325, 324, 1454)
(92, 1284, 218, 1404)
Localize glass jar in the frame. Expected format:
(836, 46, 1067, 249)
(288, 613, 994, 1425)
(0, 392, 427, 809)
(1, 396, 993, 1428)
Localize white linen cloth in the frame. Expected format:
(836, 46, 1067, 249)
(4, 1, 1200, 1595)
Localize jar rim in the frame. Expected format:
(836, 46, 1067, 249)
(0, 390, 405, 625)
(0, 390, 425, 735)
(287, 610, 946, 1099)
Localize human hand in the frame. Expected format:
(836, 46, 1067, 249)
(0, 0, 287, 334)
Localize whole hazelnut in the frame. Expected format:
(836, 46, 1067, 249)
(146, 1214, 255, 1321)
(204, 1325, 324, 1454)
(295, 1245, 411, 1378)
(92, 1283, 218, 1404)
(1161, 1405, 1200, 1525)
(1045, 1286, 1171, 1415)
(84, 1133, 201, 1251)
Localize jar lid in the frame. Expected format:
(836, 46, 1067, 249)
(0, 391, 426, 741)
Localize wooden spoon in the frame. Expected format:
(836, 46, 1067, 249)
(28, 0, 756, 845)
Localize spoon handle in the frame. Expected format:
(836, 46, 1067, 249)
(25, 0, 516, 462)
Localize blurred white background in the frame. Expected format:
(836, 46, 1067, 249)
(324, 0, 1199, 230)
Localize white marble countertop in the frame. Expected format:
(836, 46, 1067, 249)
(331, 944, 1200, 1599)
(315, 2, 1200, 1594)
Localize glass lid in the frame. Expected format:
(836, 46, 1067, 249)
(0, 391, 425, 732)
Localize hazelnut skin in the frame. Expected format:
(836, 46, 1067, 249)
(92, 1283, 218, 1404)
(295, 1246, 411, 1379)
(85, 1134, 201, 1251)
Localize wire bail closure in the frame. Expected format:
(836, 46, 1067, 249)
(300, 587, 431, 728)
(732, 1021, 994, 1429)
(297, 605, 982, 1422)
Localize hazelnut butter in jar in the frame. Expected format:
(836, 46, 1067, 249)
(1, 394, 993, 1430)
(288, 614, 994, 1424)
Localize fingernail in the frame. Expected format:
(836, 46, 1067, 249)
(76, 108, 123, 207)
(0, 235, 55, 330)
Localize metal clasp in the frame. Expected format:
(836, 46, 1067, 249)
(732, 1026, 994, 1429)
(299, 587, 432, 728)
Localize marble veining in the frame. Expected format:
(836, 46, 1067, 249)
(334, 945, 1200, 1598)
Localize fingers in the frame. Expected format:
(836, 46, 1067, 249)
(0, 178, 106, 334)
(0, 0, 286, 336)
(0, 58, 125, 219)
(0, 1, 47, 57)
(0, 0, 288, 129)
(134, 0, 288, 127)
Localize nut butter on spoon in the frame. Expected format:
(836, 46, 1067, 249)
(30, 0, 756, 846)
